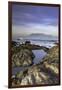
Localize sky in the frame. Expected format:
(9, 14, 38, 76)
(12, 4, 59, 39)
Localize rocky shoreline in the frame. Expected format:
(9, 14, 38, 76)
(12, 42, 49, 67)
(11, 42, 59, 86)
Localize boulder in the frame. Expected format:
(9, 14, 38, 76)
(12, 49, 35, 67)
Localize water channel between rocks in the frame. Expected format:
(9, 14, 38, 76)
(12, 49, 47, 75)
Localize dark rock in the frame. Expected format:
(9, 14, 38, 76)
(20, 43, 49, 52)
(12, 41, 17, 46)
(25, 41, 31, 44)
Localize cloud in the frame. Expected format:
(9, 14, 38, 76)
(12, 22, 58, 39)
(12, 4, 59, 39)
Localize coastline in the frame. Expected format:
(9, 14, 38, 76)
(11, 41, 59, 86)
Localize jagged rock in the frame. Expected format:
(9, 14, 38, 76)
(12, 45, 59, 86)
(12, 49, 35, 67)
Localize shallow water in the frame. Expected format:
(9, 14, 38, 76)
(32, 50, 47, 64)
(12, 66, 28, 75)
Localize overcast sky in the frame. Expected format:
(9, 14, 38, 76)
(12, 4, 59, 39)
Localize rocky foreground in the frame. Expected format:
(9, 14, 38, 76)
(12, 43, 49, 67)
(12, 49, 35, 67)
(11, 45, 59, 86)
